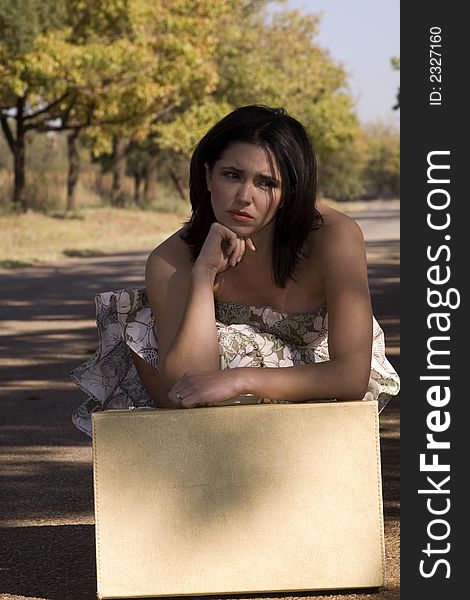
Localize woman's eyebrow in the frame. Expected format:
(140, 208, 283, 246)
(220, 165, 243, 172)
(221, 165, 280, 183)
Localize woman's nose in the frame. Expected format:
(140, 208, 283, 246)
(235, 182, 253, 204)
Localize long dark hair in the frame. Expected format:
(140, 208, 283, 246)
(182, 105, 322, 287)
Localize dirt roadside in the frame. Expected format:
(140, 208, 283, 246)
(0, 204, 400, 600)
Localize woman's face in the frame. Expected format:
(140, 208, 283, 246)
(205, 142, 283, 237)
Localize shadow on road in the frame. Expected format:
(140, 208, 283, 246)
(1, 524, 96, 600)
(366, 237, 400, 528)
(0, 229, 400, 600)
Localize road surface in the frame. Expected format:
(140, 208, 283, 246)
(0, 202, 400, 600)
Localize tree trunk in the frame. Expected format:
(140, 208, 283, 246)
(12, 98, 27, 211)
(111, 137, 129, 207)
(134, 172, 143, 206)
(144, 146, 159, 203)
(66, 129, 80, 212)
(169, 167, 189, 202)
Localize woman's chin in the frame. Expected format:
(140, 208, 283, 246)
(216, 218, 256, 235)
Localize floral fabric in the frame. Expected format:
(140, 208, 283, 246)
(71, 288, 400, 437)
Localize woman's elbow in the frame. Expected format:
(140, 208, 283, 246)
(159, 360, 181, 391)
(336, 386, 368, 401)
(335, 365, 370, 401)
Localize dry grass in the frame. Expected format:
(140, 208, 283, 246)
(0, 198, 396, 269)
(0, 207, 188, 268)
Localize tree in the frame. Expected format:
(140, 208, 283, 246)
(1, 1, 362, 210)
(363, 121, 400, 198)
(318, 134, 369, 201)
(0, 1, 127, 209)
(0, 0, 68, 209)
(1, 0, 235, 210)
(391, 56, 400, 110)
(155, 7, 359, 172)
(216, 9, 359, 159)
(82, 0, 240, 205)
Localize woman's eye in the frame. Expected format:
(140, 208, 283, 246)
(223, 171, 239, 179)
(260, 180, 275, 189)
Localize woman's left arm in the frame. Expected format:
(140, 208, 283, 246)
(170, 217, 373, 407)
(243, 216, 373, 402)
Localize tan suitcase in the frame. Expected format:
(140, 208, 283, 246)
(92, 401, 385, 598)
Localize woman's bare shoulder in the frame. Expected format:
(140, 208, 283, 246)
(145, 227, 194, 289)
(147, 227, 191, 269)
(316, 202, 365, 249)
(308, 203, 367, 283)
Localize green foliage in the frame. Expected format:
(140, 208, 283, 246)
(78, 0, 241, 155)
(156, 5, 359, 165)
(213, 8, 359, 159)
(319, 137, 368, 201)
(320, 120, 399, 201)
(1, 0, 231, 137)
(155, 99, 233, 157)
(0, 0, 67, 106)
(391, 56, 400, 110)
(0, 0, 68, 55)
(363, 120, 400, 198)
(0, 0, 399, 210)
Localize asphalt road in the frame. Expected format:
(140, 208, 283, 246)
(0, 202, 400, 600)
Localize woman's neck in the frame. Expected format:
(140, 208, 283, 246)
(247, 222, 275, 264)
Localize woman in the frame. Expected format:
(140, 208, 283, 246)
(72, 105, 399, 435)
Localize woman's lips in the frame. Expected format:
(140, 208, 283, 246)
(229, 211, 254, 222)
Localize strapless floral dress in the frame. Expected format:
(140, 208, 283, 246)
(71, 288, 400, 437)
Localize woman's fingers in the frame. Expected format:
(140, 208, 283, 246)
(169, 371, 203, 408)
(170, 385, 203, 409)
(227, 236, 242, 266)
(218, 226, 240, 266)
(170, 386, 196, 408)
(230, 237, 256, 266)
(170, 370, 242, 408)
(236, 238, 245, 264)
(206, 223, 256, 270)
(225, 234, 238, 262)
(246, 237, 256, 252)
(181, 395, 199, 408)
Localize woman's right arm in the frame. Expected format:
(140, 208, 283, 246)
(145, 223, 252, 396)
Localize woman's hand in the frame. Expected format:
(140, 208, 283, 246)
(168, 369, 245, 408)
(194, 222, 256, 276)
